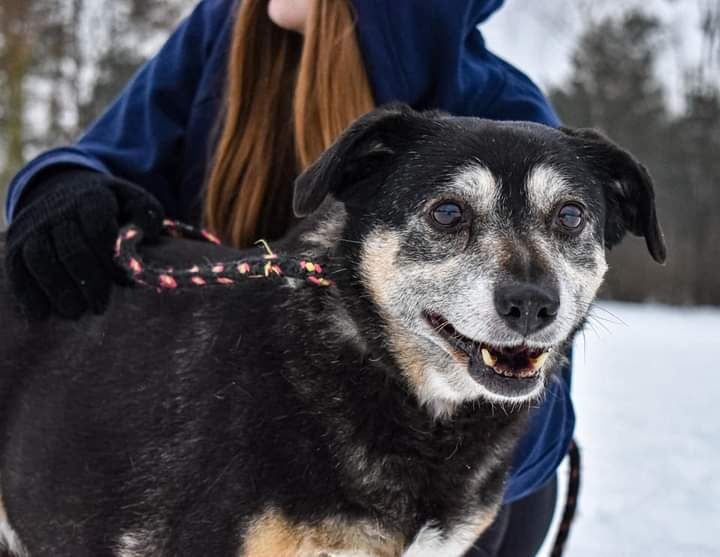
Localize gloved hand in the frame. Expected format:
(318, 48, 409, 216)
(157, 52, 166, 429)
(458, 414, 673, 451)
(5, 168, 164, 319)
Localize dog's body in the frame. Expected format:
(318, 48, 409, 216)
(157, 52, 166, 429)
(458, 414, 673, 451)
(0, 107, 665, 557)
(0, 235, 519, 557)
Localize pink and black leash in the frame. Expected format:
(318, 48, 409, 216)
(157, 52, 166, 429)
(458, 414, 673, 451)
(114, 220, 581, 557)
(550, 439, 581, 557)
(114, 219, 334, 290)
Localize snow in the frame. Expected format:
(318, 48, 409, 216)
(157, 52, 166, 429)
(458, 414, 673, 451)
(539, 301, 720, 557)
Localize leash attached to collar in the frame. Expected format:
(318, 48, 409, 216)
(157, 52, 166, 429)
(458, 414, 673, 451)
(114, 219, 334, 291)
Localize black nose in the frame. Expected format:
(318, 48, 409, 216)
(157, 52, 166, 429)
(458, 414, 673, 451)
(494, 283, 559, 335)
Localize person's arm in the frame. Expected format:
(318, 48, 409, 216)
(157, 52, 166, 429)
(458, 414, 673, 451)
(473, 48, 561, 127)
(4, 0, 233, 319)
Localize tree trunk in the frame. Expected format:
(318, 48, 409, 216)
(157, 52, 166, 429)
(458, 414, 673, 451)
(0, 1, 32, 189)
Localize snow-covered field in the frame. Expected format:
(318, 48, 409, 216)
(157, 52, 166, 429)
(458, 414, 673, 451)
(540, 301, 720, 557)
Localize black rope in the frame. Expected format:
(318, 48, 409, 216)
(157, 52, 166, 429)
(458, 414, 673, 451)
(114, 219, 334, 290)
(550, 438, 581, 557)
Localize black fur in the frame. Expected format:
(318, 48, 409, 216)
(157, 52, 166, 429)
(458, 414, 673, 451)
(0, 106, 665, 556)
(0, 235, 523, 556)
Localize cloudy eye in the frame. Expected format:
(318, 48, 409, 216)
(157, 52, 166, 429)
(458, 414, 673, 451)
(555, 203, 585, 232)
(430, 201, 464, 230)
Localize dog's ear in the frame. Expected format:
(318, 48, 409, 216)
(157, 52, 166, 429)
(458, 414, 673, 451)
(293, 105, 422, 217)
(561, 127, 667, 264)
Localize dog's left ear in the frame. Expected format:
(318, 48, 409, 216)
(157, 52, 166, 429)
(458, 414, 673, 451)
(561, 127, 667, 264)
(293, 105, 423, 217)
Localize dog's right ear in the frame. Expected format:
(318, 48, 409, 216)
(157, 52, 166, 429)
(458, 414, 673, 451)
(293, 105, 422, 217)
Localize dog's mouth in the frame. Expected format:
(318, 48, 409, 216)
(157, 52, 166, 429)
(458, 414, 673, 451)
(424, 312, 552, 393)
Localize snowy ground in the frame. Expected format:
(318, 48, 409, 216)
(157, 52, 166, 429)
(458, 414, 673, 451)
(539, 301, 720, 557)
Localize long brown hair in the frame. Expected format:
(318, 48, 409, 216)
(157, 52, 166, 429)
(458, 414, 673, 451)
(204, 0, 375, 247)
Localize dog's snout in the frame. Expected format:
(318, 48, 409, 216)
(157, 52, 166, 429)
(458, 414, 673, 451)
(494, 283, 559, 336)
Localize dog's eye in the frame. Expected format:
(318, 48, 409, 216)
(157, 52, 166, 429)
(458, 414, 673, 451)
(555, 203, 585, 231)
(430, 202, 464, 229)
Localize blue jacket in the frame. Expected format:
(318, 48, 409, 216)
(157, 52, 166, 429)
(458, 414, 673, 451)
(5, 0, 573, 504)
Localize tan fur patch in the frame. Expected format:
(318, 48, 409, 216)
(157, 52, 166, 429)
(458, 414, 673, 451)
(388, 329, 429, 398)
(525, 164, 573, 214)
(358, 229, 493, 416)
(447, 164, 499, 216)
(357, 229, 401, 309)
(241, 509, 403, 557)
(405, 507, 498, 556)
(358, 230, 425, 392)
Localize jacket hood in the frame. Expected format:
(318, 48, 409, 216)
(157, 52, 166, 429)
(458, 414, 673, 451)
(351, 0, 559, 125)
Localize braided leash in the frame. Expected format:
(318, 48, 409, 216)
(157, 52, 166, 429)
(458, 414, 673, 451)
(114, 219, 334, 290)
(550, 439, 581, 557)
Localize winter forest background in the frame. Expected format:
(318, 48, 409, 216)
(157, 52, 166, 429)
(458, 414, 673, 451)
(1, 0, 719, 306)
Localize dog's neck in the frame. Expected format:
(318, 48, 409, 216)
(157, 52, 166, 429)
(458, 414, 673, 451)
(275, 285, 527, 536)
(282, 201, 522, 423)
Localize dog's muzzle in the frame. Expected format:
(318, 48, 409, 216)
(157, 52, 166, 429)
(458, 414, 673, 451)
(424, 311, 553, 398)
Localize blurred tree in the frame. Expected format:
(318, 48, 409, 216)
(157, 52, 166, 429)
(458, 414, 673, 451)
(550, 10, 668, 162)
(31, 0, 78, 145)
(78, 0, 191, 129)
(551, 8, 720, 305)
(0, 0, 33, 187)
(697, 0, 720, 89)
(0, 0, 192, 214)
(667, 88, 720, 304)
(550, 11, 672, 302)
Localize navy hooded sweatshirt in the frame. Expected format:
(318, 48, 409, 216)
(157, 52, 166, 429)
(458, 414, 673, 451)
(4, 0, 573, 504)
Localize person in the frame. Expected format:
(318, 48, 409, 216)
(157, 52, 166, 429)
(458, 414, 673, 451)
(3, 1, 574, 555)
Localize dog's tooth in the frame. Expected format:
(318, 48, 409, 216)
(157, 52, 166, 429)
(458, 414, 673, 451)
(481, 348, 497, 368)
(530, 352, 549, 370)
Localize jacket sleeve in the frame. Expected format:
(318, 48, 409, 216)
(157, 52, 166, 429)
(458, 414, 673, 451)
(478, 47, 561, 127)
(503, 360, 575, 503)
(4, 0, 233, 225)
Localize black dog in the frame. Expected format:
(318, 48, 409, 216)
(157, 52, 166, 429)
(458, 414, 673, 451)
(0, 106, 665, 556)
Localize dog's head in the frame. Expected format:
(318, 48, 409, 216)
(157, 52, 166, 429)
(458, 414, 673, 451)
(294, 106, 665, 416)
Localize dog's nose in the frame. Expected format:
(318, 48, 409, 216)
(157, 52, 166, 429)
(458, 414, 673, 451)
(494, 283, 559, 335)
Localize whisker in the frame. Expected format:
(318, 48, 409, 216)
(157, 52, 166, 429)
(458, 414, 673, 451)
(589, 303, 627, 327)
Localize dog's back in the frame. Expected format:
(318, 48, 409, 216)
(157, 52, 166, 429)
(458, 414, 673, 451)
(0, 235, 314, 555)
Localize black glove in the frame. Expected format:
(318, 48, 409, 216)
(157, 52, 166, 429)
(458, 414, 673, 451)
(5, 168, 164, 319)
